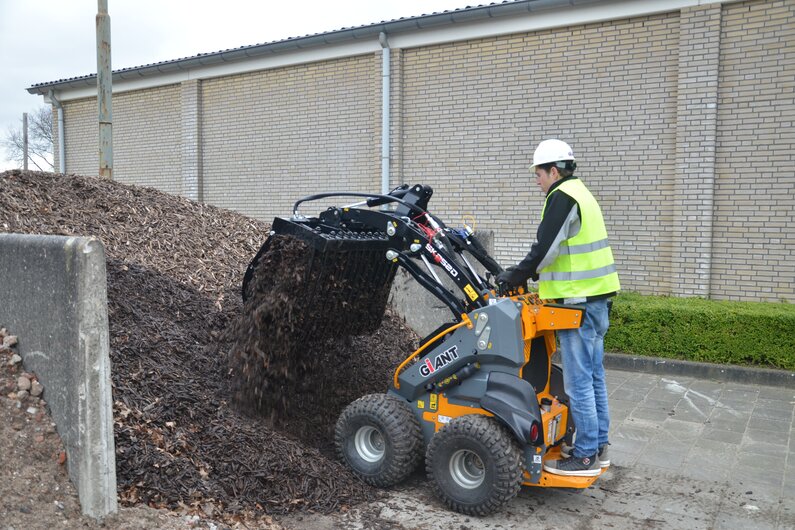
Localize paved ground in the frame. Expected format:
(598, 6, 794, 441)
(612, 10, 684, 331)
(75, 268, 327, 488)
(279, 369, 795, 529)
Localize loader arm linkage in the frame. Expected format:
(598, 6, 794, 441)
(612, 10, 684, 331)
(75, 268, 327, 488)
(243, 184, 505, 325)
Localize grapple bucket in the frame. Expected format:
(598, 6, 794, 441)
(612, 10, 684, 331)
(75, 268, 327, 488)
(242, 216, 397, 339)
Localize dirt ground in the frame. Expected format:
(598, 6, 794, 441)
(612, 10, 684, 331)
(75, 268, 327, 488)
(0, 332, 284, 530)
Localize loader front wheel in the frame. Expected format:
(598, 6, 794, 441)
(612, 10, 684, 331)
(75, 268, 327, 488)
(335, 393, 423, 488)
(426, 415, 523, 516)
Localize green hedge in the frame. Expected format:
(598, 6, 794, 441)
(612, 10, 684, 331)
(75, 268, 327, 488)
(605, 293, 795, 371)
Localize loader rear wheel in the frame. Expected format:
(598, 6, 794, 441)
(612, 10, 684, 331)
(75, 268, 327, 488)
(426, 415, 523, 516)
(335, 393, 423, 488)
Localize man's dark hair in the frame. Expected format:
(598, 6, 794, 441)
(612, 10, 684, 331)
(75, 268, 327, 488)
(537, 160, 576, 178)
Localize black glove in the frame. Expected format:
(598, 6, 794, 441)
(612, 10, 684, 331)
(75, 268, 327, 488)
(496, 266, 527, 288)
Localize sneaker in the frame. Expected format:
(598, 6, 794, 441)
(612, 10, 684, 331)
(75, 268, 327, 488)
(543, 453, 601, 477)
(560, 442, 610, 468)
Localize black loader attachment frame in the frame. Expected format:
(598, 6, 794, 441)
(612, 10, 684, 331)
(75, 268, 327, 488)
(242, 184, 505, 337)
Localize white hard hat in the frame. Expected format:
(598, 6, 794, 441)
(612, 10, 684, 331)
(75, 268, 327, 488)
(531, 139, 575, 169)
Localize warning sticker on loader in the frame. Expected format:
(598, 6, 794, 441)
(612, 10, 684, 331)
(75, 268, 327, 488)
(464, 284, 478, 301)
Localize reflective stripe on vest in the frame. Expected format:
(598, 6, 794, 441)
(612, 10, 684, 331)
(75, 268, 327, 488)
(538, 178, 620, 299)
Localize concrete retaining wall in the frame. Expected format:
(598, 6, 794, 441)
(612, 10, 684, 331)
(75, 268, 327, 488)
(0, 234, 117, 518)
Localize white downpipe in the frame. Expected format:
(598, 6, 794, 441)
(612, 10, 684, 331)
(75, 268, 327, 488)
(379, 32, 390, 195)
(48, 90, 66, 173)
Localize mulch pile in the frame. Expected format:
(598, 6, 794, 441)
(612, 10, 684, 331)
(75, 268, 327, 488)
(0, 170, 419, 518)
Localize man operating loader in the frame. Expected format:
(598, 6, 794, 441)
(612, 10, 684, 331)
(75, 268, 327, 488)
(497, 139, 620, 477)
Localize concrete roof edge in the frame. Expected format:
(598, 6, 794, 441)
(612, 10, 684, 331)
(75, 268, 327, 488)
(26, 0, 572, 95)
(27, 0, 746, 96)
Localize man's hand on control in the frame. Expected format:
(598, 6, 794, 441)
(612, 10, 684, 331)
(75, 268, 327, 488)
(496, 266, 526, 288)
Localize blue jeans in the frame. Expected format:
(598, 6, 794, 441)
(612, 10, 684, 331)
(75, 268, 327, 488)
(557, 298, 611, 458)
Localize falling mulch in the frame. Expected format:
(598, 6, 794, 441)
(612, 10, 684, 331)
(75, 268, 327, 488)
(0, 170, 419, 519)
(228, 233, 398, 426)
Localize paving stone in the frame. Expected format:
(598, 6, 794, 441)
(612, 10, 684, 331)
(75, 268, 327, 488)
(714, 398, 756, 414)
(651, 488, 725, 526)
(605, 371, 629, 384)
(755, 398, 795, 414)
(589, 512, 652, 528)
(610, 437, 648, 457)
(710, 406, 751, 423)
(619, 381, 658, 394)
(693, 437, 741, 456)
(731, 464, 785, 488)
(640, 445, 688, 470)
(683, 391, 722, 411)
(647, 389, 687, 404)
(722, 387, 762, 400)
(653, 426, 699, 446)
(618, 418, 663, 438)
(748, 417, 791, 434)
(737, 451, 784, 472)
(679, 462, 731, 482)
(743, 428, 791, 448)
(631, 406, 674, 422)
(703, 427, 744, 445)
(713, 509, 778, 530)
(739, 439, 789, 459)
(600, 491, 659, 520)
(778, 503, 795, 530)
(607, 449, 639, 467)
(751, 408, 792, 424)
(620, 390, 655, 403)
(705, 420, 750, 435)
(661, 418, 706, 440)
(652, 509, 715, 530)
(723, 484, 782, 508)
(706, 409, 750, 433)
(756, 387, 795, 402)
(687, 380, 725, 398)
(643, 397, 684, 411)
(669, 404, 711, 423)
(685, 446, 736, 471)
(609, 398, 640, 412)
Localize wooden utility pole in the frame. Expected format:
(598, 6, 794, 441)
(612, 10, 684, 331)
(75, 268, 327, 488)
(22, 113, 28, 170)
(97, 0, 112, 178)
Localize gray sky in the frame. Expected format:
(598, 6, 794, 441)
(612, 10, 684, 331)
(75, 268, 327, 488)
(0, 0, 479, 170)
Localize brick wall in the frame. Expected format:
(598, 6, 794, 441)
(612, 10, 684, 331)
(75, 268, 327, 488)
(399, 13, 680, 296)
(113, 85, 182, 194)
(60, 85, 182, 195)
(200, 54, 381, 220)
(62, 97, 97, 176)
(673, 5, 722, 298)
(713, 0, 795, 301)
(53, 0, 795, 302)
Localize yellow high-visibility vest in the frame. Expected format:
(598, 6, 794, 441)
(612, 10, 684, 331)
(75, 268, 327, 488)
(538, 179, 620, 299)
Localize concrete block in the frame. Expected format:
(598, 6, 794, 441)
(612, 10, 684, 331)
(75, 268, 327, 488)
(0, 234, 117, 518)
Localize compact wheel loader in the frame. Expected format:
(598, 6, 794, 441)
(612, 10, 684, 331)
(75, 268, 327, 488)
(243, 184, 604, 516)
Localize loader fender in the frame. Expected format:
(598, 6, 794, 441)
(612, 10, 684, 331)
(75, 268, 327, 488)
(479, 371, 543, 447)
